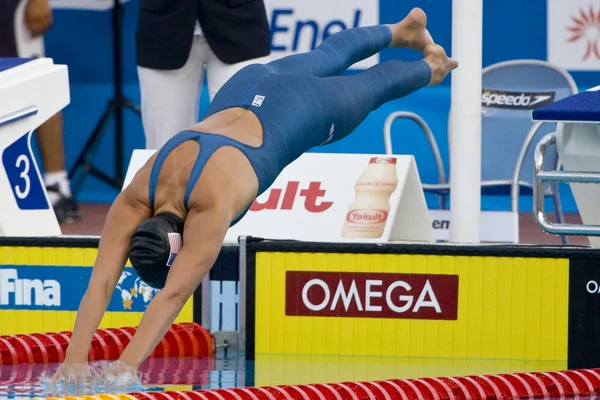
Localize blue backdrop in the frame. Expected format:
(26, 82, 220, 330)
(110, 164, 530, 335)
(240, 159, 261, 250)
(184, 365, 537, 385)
(41, 0, 600, 212)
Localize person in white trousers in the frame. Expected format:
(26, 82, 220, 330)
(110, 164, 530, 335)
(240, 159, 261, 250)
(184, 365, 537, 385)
(136, 0, 272, 150)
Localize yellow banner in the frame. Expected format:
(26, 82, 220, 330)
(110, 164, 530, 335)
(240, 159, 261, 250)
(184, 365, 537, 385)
(0, 246, 192, 335)
(253, 354, 566, 387)
(254, 252, 569, 362)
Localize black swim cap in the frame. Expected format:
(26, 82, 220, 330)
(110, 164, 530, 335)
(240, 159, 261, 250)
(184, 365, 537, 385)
(129, 213, 184, 289)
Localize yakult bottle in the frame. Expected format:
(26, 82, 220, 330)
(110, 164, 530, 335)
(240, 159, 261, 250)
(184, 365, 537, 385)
(341, 157, 398, 238)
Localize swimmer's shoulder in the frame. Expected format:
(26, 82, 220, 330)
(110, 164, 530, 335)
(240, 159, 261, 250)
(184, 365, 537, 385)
(120, 153, 157, 208)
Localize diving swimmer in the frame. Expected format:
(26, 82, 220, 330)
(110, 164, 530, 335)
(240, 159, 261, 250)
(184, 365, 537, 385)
(51, 7, 458, 386)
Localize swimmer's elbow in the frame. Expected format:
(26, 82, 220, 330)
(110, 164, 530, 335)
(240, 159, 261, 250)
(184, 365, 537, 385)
(159, 263, 209, 308)
(159, 288, 190, 310)
(83, 278, 114, 308)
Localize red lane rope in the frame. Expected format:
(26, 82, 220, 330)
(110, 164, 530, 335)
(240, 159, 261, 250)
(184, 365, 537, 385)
(106, 368, 600, 400)
(0, 323, 213, 365)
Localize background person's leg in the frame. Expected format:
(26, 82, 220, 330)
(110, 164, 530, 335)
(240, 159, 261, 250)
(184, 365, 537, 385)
(137, 36, 207, 150)
(36, 112, 79, 223)
(205, 45, 271, 101)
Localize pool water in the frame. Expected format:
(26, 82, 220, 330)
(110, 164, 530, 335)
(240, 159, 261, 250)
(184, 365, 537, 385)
(0, 354, 567, 399)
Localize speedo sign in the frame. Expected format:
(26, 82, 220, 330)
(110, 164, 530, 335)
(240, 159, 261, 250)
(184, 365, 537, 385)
(481, 89, 555, 109)
(285, 271, 459, 320)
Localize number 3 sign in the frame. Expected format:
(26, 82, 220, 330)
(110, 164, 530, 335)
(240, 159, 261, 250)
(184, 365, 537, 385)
(2, 133, 49, 210)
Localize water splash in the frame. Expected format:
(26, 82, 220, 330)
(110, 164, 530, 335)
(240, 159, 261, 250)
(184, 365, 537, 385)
(39, 361, 143, 397)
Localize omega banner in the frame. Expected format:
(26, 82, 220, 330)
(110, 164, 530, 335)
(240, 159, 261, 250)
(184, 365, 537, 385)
(250, 250, 570, 362)
(247, 245, 600, 369)
(285, 271, 459, 320)
(242, 243, 600, 371)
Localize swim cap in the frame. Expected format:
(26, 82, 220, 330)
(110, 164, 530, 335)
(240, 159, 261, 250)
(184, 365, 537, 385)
(129, 213, 184, 289)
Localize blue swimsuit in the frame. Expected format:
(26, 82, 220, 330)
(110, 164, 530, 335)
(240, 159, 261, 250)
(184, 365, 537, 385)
(147, 25, 431, 226)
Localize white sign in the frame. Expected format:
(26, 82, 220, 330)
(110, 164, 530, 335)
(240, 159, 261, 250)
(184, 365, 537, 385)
(428, 210, 519, 243)
(123, 149, 154, 189)
(547, 0, 600, 71)
(227, 153, 432, 243)
(123, 151, 434, 244)
(264, 0, 379, 69)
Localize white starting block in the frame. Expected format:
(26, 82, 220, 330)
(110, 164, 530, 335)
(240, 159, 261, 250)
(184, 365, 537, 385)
(123, 151, 434, 244)
(0, 58, 70, 236)
(532, 85, 600, 247)
(49, 0, 133, 10)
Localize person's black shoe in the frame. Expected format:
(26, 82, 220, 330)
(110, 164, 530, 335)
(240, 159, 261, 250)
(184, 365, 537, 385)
(46, 184, 81, 224)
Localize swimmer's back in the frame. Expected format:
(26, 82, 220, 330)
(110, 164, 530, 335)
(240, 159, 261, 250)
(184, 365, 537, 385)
(126, 109, 263, 221)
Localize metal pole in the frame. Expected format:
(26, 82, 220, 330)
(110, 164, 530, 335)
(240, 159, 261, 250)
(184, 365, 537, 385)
(448, 0, 483, 243)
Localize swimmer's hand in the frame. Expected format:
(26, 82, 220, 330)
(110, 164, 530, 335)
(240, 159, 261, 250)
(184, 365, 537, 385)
(48, 362, 93, 387)
(98, 360, 141, 388)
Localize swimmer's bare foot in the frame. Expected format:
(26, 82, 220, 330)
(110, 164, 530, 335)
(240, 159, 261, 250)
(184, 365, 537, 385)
(423, 44, 459, 86)
(387, 8, 434, 51)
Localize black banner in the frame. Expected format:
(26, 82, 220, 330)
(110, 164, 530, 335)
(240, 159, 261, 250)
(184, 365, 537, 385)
(481, 89, 555, 110)
(568, 258, 600, 369)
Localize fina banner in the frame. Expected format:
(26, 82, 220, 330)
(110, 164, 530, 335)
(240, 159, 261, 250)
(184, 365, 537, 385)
(0, 245, 194, 335)
(263, 0, 379, 69)
(547, 0, 600, 70)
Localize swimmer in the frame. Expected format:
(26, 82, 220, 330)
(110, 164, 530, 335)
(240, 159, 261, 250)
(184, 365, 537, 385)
(51, 8, 457, 385)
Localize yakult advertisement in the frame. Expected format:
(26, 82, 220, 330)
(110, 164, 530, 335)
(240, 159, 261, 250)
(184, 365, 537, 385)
(226, 153, 431, 244)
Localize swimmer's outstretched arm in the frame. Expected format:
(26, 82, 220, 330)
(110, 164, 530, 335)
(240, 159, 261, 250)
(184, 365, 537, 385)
(114, 205, 231, 370)
(56, 192, 151, 372)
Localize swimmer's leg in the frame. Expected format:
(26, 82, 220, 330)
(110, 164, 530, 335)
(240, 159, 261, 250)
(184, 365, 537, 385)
(266, 25, 392, 77)
(317, 59, 433, 145)
(267, 8, 433, 77)
(262, 44, 455, 152)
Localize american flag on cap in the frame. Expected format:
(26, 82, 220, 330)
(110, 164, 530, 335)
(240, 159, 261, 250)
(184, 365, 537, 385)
(166, 232, 182, 267)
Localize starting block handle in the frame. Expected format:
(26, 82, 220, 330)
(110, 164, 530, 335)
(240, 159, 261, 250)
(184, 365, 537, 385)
(0, 106, 38, 128)
(537, 171, 600, 184)
(534, 133, 600, 236)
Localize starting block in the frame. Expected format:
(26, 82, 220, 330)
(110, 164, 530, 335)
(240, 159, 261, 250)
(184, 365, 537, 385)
(123, 151, 434, 244)
(532, 85, 600, 247)
(0, 58, 70, 236)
